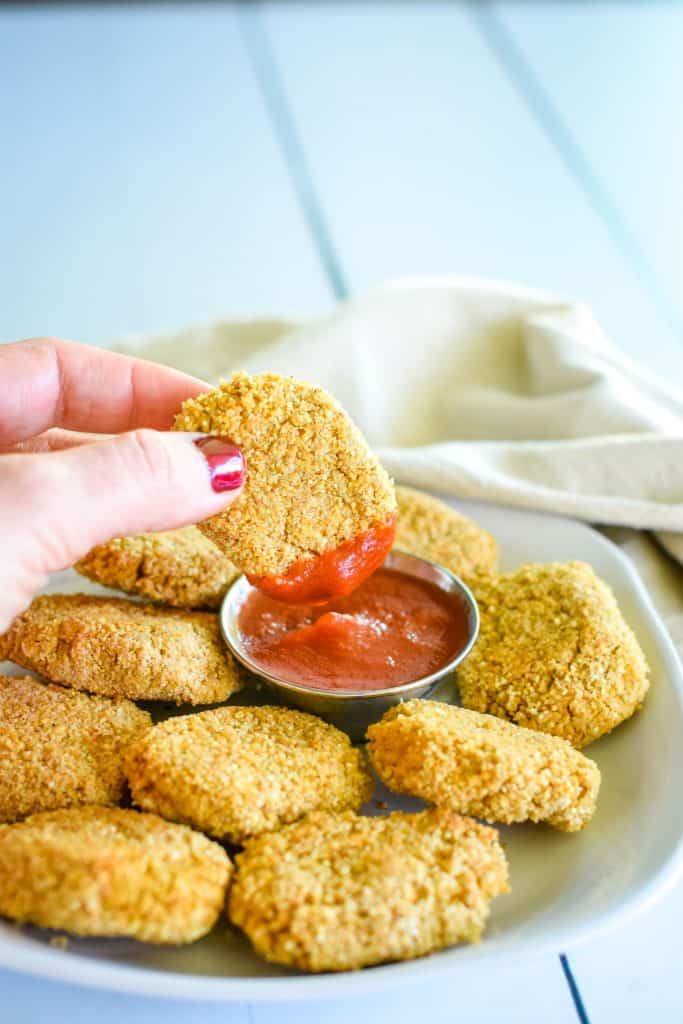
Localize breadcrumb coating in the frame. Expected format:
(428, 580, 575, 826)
(367, 700, 600, 832)
(229, 807, 509, 972)
(0, 675, 151, 823)
(0, 806, 232, 944)
(125, 705, 373, 844)
(173, 373, 397, 578)
(394, 486, 498, 579)
(75, 526, 238, 610)
(0, 594, 241, 705)
(459, 562, 649, 748)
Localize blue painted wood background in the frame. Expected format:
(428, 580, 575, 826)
(1, 3, 681, 1021)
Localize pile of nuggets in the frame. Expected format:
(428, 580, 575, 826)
(0, 373, 650, 974)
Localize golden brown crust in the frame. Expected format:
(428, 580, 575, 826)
(367, 700, 600, 832)
(173, 373, 396, 578)
(394, 486, 498, 579)
(75, 526, 239, 610)
(0, 594, 241, 705)
(0, 675, 151, 823)
(459, 562, 649, 748)
(228, 807, 508, 972)
(125, 705, 373, 844)
(0, 806, 232, 943)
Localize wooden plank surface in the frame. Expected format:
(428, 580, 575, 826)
(1, 969, 248, 1024)
(568, 864, 683, 1021)
(0, 5, 333, 346)
(479, 6, 683, 1015)
(258, 0, 682, 377)
(1, 1, 681, 1020)
(249, 958, 580, 1024)
(495, 1, 683, 338)
(0, 957, 580, 1024)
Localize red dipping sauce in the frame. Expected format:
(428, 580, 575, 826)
(248, 515, 397, 605)
(238, 567, 470, 692)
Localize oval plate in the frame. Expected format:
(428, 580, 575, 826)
(1, 499, 683, 1002)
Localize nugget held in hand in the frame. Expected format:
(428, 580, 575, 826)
(75, 526, 239, 610)
(229, 807, 509, 972)
(125, 705, 373, 843)
(459, 562, 649, 748)
(367, 700, 600, 832)
(0, 595, 241, 704)
(0, 806, 232, 943)
(173, 373, 397, 603)
(394, 486, 498, 579)
(0, 674, 151, 823)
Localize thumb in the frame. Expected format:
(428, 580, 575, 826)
(2, 429, 245, 575)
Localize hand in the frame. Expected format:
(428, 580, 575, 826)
(0, 337, 245, 631)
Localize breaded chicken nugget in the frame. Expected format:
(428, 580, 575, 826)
(173, 372, 397, 581)
(394, 486, 498, 579)
(125, 705, 373, 843)
(0, 806, 231, 943)
(0, 675, 151, 823)
(229, 807, 508, 972)
(75, 526, 238, 610)
(367, 700, 600, 832)
(459, 562, 649, 748)
(0, 595, 241, 705)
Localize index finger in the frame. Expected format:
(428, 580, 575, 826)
(0, 337, 209, 444)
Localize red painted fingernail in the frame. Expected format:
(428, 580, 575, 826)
(194, 436, 246, 493)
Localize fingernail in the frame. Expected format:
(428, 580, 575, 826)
(194, 436, 246, 493)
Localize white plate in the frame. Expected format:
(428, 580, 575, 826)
(2, 501, 683, 1003)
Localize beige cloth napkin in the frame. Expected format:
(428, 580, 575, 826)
(113, 276, 683, 651)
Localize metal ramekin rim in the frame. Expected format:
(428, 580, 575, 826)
(219, 549, 480, 700)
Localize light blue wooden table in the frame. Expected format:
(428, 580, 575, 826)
(1, 3, 681, 1020)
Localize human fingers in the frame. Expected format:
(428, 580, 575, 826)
(0, 431, 245, 630)
(0, 429, 109, 455)
(0, 337, 209, 445)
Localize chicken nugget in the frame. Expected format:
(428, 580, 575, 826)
(0, 806, 231, 943)
(367, 700, 600, 832)
(125, 705, 373, 843)
(75, 526, 238, 610)
(394, 486, 498, 579)
(459, 562, 649, 747)
(173, 373, 397, 602)
(0, 674, 151, 822)
(229, 807, 508, 972)
(0, 594, 241, 704)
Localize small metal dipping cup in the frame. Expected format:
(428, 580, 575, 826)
(220, 550, 480, 742)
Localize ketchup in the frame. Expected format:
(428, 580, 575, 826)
(238, 566, 469, 692)
(248, 515, 397, 605)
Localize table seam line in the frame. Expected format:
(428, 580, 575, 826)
(559, 952, 592, 1024)
(235, 0, 348, 302)
(468, 0, 683, 343)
